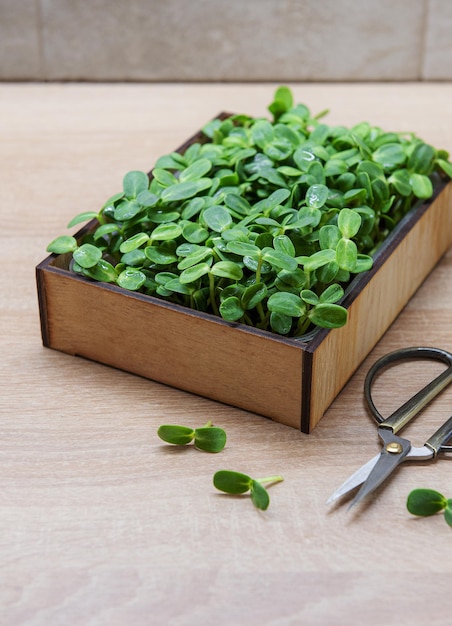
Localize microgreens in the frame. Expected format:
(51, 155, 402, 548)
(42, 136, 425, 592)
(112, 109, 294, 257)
(158, 421, 226, 453)
(406, 488, 452, 527)
(213, 470, 284, 510)
(47, 86, 452, 337)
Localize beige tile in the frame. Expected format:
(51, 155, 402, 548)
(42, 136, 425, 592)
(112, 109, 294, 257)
(423, 0, 452, 79)
(0, 0, 42, 79)
(41, 0, 425, 81)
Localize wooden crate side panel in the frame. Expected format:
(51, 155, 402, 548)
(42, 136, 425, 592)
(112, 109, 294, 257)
(308, 183, 452, 431)
(40, 268, 304, 428)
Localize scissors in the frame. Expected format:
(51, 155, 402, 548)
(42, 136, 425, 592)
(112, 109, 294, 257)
(327, 346, 452, 508)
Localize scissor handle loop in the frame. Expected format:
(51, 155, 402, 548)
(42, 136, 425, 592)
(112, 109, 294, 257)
(364, 347, 452, 451)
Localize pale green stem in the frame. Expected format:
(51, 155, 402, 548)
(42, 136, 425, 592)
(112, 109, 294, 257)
(295, 315, 311, 337)
(255, 475, 284, 486)
(208, 273, 219, 316)
(254, 254, 267, 324)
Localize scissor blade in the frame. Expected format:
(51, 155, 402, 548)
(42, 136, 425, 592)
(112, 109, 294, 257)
(349, 431, 411, 507)
(326, 453, 380, 505)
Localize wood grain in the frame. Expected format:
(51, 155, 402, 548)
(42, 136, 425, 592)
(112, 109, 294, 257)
(1, 83, 452, 625)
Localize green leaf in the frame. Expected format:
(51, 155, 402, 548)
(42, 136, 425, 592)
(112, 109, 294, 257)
(179, 158, 212, 182)
(219, 296, 244, 322)
(114, 200, 143, 221)
(389, 169, 412, 197)
(268, 85, 293, 120)
(408, 143, 435, 175)
(82, 259, 117, 283)
(47, 235, 78, 254)
(406, 489, 447, 517)
(250, 480, 270, 511)
(309, 303, 347, 328)
(73, 243, 102, 269)
(123, 171, 149, 198)
(262, 248, 298, 271)
(150, 222, 183, 241)
(194, 425, 226, 452)
(181, 221, 209, 244)
(117, 268, 146, 291)
(410, 173, 433, 199)
(119, 232, 149, 253)
(295, 206, 321, 229)
(300, 290, 319, 305)
(319, 283, 344, 304)
(152, 168, 178, 187)
(273, 235, 295, 257)
(256, 217, 281, 228)
(305, 183, 329, 209)
(203, 206, 233, 233)
(310, 123, 330, 145)
(357, 160, 385, 180)
(253, 188, 291, 214)
(277, 165, 303, 177)
(210, 261, 243, 281)
(224, 193, 252, 216)
(445, 501, 452, 527)
(319, 225, 341, 251)
(93, 223, 120, 240)
(270, 311, 292, 334)
(356, 171, 374, 203)
(213, 470, 252, 495)
(275, 268, 307, 290)
(343, 187, 367, 205)
(144, 245, 177, 265)
(181, 197, 205, 220)
(337, 172, 356, 192)
(220, 284, 244, 302)
(67, 212, 98, 228)
(148, 209, 180, 224)
(121, 249, 147, 267)
(337, 208, 362, 239)
(221, 227, 249, 244)
(298, 249, 336, 271)
(154, 153, 186, 169)
(336, 238, 357, 271)
(225, 241, 260, 258)
(354, 254, 373, 273)
(137, 189, 158, 208)
(177, 247, 213, 270)
(241, 282, 267, 310)
(293, 148, 316, 172)
(102, 191, 125, 210)
(372, 143, 406, 170)
(315, 261, 339, 284)
(157, 424, 195, 446)
(324, 159, 348, 177)
(161, 278, 190, 295)
(371, 177, 390, 208)
(176, 242, 201, 257)
(436, 158, 452, 178)
(267, 292, 305, 317)
(155, 271, 178, 286)
(257, 166, 288, 187)
(251, 119, 274, 148)
(161, 179, 212, 202)
(179, 262, 211, 284)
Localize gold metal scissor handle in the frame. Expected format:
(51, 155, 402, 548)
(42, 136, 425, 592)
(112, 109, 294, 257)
(364, 346, 452, 451)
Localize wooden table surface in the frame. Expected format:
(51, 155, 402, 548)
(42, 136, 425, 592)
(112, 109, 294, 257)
(1, 83, 452, 625)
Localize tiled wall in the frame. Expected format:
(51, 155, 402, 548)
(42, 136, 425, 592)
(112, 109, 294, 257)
(1, 0, 451, 81)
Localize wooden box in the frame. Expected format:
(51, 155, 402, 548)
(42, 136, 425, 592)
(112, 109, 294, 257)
(36, 130, 452, 432)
